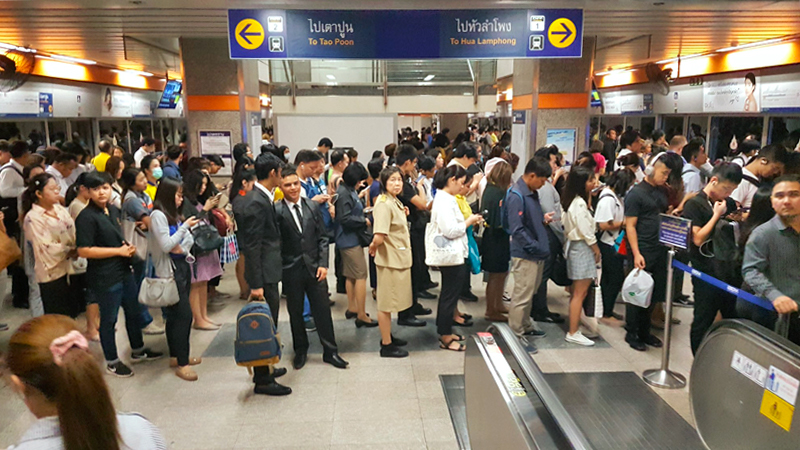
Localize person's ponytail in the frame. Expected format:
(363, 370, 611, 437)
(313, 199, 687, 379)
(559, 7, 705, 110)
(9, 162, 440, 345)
(56, 348, 121, 450)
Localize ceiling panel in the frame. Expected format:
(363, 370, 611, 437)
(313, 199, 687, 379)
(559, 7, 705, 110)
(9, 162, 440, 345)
(0, 1, 797, 75)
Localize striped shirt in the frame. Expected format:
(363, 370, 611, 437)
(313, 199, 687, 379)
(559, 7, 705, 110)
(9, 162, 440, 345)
(9, 413, 167, 450)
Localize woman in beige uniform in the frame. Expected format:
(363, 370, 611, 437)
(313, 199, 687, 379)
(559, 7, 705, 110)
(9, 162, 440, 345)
(369, 166, 413, 358)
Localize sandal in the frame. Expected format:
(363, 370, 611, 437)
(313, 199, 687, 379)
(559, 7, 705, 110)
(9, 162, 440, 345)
(453, 318, 474, 327)
(439, 338, 466, 352)
(459, 313, 473, 321)
(452, 334, 465, 342)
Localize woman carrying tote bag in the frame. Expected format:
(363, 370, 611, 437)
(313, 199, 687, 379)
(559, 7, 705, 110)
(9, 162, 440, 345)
(148, 177, 201, 381)
(426, 165, 483, 352)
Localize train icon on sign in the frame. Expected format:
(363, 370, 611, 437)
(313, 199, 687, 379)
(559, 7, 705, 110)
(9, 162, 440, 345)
(529, 35, 544, 51)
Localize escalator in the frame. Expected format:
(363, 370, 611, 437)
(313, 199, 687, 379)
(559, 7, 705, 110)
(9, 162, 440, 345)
(444, 321, 800, 449)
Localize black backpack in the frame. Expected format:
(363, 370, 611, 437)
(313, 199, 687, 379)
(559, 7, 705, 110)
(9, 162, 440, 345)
(711, 219, 743, 287)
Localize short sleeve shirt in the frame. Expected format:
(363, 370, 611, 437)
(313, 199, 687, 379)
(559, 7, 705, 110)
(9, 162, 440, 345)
(123, 191, 153, 222)
(371, 195, 412, 269)
(398, 177, 426, 231)
(730, 167, 759, 208)
(75, 203, 131, 292)
(624, 181, 669, 253)
(682, 191, 737, 272)
(595, 188, 623, 246)
(592, 153, 607, 174)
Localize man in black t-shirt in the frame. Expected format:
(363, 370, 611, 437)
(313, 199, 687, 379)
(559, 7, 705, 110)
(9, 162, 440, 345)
(395, 145, 433, 327)
(624, 158, 671, 351)
(682, 163, 742, 354)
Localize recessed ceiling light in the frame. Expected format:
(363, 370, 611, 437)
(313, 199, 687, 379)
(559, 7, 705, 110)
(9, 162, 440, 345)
(49, 54, 96, 65)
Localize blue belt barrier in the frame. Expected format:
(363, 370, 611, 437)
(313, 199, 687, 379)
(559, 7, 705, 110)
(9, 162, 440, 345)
(671, 260, 775, 312)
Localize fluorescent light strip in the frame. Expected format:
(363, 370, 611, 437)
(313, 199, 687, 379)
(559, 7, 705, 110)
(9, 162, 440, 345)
(113, 69, 153, 77)
(717, 37, 787, 53)
(326, 74, 336, 80)
(595, 68, 634, 76)
(49, 54, 96, 65)
(656, 53, 707, 64)
(0, 42, 36, 53)
(423, 74, 435, 81)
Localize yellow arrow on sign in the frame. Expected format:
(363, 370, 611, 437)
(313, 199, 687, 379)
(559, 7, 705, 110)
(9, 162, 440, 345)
(235, 19, 265, 50)
(548, 18, 576, 49)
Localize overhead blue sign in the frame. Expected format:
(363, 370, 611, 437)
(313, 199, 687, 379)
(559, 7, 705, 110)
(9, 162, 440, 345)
(228, 9, 583, 60)
(659, 214, 692, 249)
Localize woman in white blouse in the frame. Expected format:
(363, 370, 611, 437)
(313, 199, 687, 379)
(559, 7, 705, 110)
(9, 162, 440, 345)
(21, 173, 83, 318)
(561, 166, 601, 347)
(427, 165, 483, 352)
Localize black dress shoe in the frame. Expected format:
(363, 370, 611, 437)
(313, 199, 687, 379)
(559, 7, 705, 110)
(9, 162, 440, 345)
(397, 317, 426, 327)
(533, 314, 565, 324)
(380, 342, 409, 358)
(345, 310, 358, 320)
(391, 335, 408, 346)
(355, 318, 379, 328)
(417, 290, 437, 300)
(452, 319, 473, 327)
(643, 335, 663, 348)
(460, 313, 473, 321)
(323, 352, 349, 369)
(422, 281, 439, 290)
(460, 291, 479, 302)
(254, 381, 292, 396)
(411, 304, 433, 316)
(273, 367, 287, 378)
(625, 334, 647, 351)
(293, 354, 307, 370)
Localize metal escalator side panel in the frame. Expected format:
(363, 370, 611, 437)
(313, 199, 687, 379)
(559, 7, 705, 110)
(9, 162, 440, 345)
(465, 334, 541, 450)
(691, 319, 800, 449)
(488, 324, 595, 450)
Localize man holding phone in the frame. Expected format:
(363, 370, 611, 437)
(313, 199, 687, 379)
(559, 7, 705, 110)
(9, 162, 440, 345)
(682, 163, 742, 354)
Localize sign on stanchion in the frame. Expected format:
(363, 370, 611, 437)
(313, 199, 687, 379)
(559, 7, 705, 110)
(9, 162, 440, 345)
(643, 214, 692, 389)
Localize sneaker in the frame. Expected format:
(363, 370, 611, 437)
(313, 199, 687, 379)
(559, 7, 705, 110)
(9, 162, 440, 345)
(565, 331, 595, 346)
(131, 348, 164, 363)
(304, 318, 317, 332)
(522, 328, 546, 338)
(673, 295, 694, 307)
(106, 361, 134, 378)
(141, 322, 165, 335)
(0, 323, 8, 331)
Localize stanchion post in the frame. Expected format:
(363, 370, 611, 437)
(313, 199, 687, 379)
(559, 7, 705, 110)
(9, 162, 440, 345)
(643, 247, 687, 389)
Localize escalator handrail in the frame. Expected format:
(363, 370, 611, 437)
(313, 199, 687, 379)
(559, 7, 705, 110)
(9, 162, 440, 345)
(488, 323, 595, 450)
(702, 319, 800, 359)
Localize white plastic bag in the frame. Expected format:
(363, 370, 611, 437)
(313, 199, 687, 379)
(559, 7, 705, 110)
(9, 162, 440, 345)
(622, 269, 654, 308)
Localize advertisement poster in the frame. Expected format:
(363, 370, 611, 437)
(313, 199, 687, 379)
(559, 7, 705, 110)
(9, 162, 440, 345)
(200, 131, 233, 176)
(0, 90, 40, 117)
(602, 91, 621, 115)
(760, 78, 800, 113)
(545, 128, 577, 160)
(100, 87, 132, 117)
(620, 94, 644, 114)
(38, 93, 53, 117)
(703, 72, 760, 113)
(132, 97, 152, 117)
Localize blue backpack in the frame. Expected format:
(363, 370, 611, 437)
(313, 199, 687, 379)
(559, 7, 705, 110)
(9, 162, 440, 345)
(234, 300, 282, 368)
(500, 187, 525, 234)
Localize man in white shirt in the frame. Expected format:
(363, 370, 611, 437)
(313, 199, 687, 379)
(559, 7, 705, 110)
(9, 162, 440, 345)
(730, 144, 788, 209)
(0, 140, 31, 308)
(45, 153, 79, 203)
(681, 140, 708, 194)
(731, 139, 760, 167)
(133, 138, 156, 168)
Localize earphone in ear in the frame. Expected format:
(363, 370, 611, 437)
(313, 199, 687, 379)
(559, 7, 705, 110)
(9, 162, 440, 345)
(645, 165, 655, 177)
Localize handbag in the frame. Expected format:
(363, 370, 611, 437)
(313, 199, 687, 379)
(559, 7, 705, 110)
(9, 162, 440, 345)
(122, 219, 148, 261)
(0, 232, 21, 271)
(424, 220, 463, 267)
(209, 208, 228, 236)
(219, 232, 240, 264)
(191, 222, 224, 255)
(67, 257, 87, 275)
(138, 255, 180, 307)
(467, 226, 481, 275)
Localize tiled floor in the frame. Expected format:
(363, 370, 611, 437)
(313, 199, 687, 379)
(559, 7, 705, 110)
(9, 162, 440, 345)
(0, 266, 699, 449)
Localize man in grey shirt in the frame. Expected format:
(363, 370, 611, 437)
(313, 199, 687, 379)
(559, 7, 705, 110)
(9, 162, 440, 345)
(742, 175, 800, 342)
(531, 147, 566, 324)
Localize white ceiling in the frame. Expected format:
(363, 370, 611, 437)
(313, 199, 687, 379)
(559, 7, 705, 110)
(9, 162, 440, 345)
(1, 0, 799, 75)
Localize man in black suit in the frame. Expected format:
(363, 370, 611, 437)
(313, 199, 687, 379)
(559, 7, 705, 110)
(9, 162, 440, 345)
(276, 165, 348, 371)
(233, 152, 291, 396)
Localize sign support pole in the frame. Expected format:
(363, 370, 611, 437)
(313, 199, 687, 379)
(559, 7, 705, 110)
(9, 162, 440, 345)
(643, 246, 687, 389)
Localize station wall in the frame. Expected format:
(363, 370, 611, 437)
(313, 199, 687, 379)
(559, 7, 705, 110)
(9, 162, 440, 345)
(275, 114, 397, 159)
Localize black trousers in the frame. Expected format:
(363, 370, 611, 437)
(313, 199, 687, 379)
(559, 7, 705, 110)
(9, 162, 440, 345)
(599, 241, 625, 317)
(164, 258, 193, 366)
(690, 276, 737, 355)
(399, 227, 425, 320)
(334, 246, 346, 293)
(284, 265, 337, 355)
(39, 275, 82, 318)
(625, 248, 667, 341)
(437, 263, 467, 336)
(253, 283, 280, 385)
(531, 227, 561, 317)
(9, 260, 28, 307)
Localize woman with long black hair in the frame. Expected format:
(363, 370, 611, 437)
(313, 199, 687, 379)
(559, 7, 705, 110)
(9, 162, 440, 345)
(150, 177, 201, 381)
(229, 168, 257, 299)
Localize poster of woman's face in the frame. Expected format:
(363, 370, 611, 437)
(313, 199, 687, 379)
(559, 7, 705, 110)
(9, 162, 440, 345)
(103, 87, 113, 112)
(743, 72, 759, 112)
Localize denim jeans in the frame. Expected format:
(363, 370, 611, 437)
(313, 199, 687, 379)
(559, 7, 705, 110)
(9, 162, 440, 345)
(133, 259, 154, 328)
(95, 272, 144, 363)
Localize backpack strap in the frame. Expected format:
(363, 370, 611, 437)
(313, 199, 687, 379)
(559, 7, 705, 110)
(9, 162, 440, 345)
(0, 164, 23, 178)
(741, 174, 760, 187)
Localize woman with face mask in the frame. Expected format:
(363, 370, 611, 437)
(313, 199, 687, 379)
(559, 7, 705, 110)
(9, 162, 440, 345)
(140, 154, 162, 201)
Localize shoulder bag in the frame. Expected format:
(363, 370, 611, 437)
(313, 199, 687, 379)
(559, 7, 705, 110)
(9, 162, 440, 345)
(424, 209, 464, 267)
(138, 255, 180, 307)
